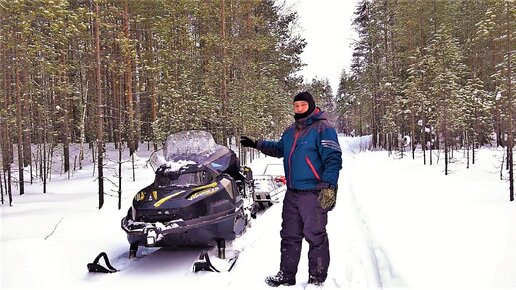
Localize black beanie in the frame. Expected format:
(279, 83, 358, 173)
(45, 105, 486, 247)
(293, 91, 316, 120)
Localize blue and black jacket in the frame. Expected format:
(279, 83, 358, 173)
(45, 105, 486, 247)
(256, 108, 342, 190)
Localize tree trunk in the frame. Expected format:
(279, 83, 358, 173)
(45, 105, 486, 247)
(78, 66, 87, 170)
(410, 103, 415, 159)
(466, 130, 470, 169)
(444, 115, 448, 175)
(1, 55, 10, 176)
(148, 28, 157, 151)
(496, 100, 503, 147)
(124, 2, 135, 155)
(472, 107, 477, 165)
(61, 53, 71, 176)
(0, 165, 3, 205)
(221, 0, 228, 146)
(421, 110, 426, 165)
(507, 2, 513, 201)
(118, 70, 123, 210)
(14, 47, 24, 195)
(0, 126, 3, 204)
(106, 69, 114, 144)
(94, 0, 104, 209)
(43, 136, 47, 194)
(7, 161, 12, 206)
(22, 66, 31, 170)
(372, 95, 377, 148)
(430, 126, 433, 166)
(0, 31, 6, 204)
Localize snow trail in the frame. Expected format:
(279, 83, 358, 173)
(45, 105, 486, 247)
(327, 136, 386, 289)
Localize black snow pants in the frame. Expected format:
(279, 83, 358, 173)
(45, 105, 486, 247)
(279, 188, 329, 281)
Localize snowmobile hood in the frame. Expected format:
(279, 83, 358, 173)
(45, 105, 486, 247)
(129, 172, 237, 223)
(133, 179, 226, 209)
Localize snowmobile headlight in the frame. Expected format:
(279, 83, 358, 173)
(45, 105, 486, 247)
(146, 229, 157, 246)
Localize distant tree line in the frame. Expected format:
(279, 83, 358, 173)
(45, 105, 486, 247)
(0, 0, 305, 207)
(337, 0, 514, 198)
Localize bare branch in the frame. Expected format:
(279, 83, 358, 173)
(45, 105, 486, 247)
(44, 217, 64, 240)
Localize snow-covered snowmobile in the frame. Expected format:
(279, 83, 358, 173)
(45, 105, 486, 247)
(121, 131, 254, 263)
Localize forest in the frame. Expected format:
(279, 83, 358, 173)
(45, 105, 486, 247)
(0, 0, 514, 205)
(337, 0, 514, 176)
(0, 0, 313, 206)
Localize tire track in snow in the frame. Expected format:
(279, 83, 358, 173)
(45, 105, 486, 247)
(337, 137, 402, 288)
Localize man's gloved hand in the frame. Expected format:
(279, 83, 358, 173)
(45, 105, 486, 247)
(240, 136, 257, 148)
(318, 185, 337, 210)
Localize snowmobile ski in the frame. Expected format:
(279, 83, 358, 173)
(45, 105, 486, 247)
(87, 252, 118, 273)
(193, 249, 239, 273)
(193, 239, 239, 272)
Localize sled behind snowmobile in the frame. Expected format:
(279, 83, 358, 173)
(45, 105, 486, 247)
(252, 174, 286, 209)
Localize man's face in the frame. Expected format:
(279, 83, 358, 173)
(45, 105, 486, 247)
(293, 101, 309, 114)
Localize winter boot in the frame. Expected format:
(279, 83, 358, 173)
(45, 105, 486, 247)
(307, 274, 325, 287)
(265, 271, 296, 287)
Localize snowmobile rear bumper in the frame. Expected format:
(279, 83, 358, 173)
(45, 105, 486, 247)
(121, 208, 246, 248)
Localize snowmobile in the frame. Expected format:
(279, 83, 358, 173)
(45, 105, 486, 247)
(121, 131, 254, 268)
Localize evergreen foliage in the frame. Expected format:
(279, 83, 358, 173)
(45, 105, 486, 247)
(340, 0, 514, 155)
(0, 0, 305, 202)
(340, 0, 514, 196)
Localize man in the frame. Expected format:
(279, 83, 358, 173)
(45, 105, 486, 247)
(240, 91, 342, 287)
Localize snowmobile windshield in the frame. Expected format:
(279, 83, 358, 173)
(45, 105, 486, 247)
(154, 170, 212, 188)
(162, 130, 234, 168)
(163, 130, 216, 160)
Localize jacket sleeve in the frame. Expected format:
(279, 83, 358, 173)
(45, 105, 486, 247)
(256, 134, 285, 158)
(318, 127, 342, 187)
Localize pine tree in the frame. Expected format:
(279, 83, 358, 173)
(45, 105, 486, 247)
(344, 0, 511, 178)
(93, 0, 104, 209)
(0, 0, 306, 204)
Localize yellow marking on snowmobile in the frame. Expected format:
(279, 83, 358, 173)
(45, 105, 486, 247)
(135, 191, 145, 201)
(191, 182, 218, 192)
(152, 191, 157, 200)
(187, 187, 219, 201)
(153, 190, 185, 208)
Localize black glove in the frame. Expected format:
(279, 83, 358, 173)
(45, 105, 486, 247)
(240, 136, 257, 148)
(318, 184, 337, 210)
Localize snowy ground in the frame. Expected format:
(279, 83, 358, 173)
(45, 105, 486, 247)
(2, 137, 516, 289)
(349, 141, 516, 289)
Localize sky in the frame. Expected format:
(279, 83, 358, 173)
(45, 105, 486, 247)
(285, 0, 358, 95)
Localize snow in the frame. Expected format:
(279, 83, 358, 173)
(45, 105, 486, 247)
(349, 143, 516, 289)
(162, 160, 198, 172)
(2, 137, 516, 289)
